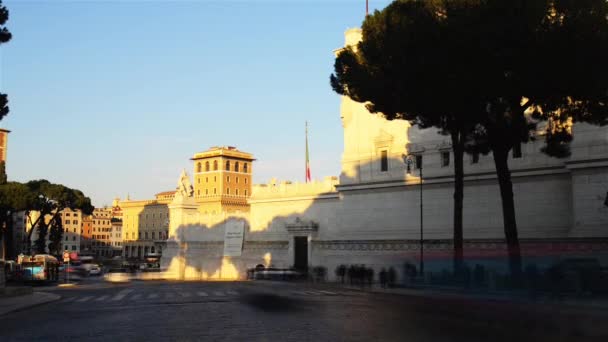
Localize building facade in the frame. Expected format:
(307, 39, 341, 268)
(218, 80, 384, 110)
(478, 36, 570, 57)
(191, 146, 254, 215)
(120, 192, 171, 260)
(158, 28, 608, 281)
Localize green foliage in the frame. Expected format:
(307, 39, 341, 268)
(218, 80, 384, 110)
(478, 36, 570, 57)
(34, 219, 48, 254)
(0, 161, 6, 184)
(331, 0, 608, 277)
(0, 0, 10, 122)
(0, 179, 94, 254)
(48, 216, 63, 255)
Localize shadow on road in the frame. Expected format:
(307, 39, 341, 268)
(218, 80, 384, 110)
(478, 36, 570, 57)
(239, 292, 305, 312)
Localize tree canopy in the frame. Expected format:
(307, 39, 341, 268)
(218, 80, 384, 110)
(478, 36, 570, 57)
(0, 180, 94, 256)
(331, 0, 608, 277)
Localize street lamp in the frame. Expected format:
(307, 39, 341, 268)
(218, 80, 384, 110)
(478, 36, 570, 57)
(404, 154, 424, 277)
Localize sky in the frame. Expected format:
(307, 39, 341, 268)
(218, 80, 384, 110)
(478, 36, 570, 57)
(0, 0, 393, 207)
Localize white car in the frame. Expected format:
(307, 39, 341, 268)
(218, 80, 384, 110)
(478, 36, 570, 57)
(89, 265, 102, 276)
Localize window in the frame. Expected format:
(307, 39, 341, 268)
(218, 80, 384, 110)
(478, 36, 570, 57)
(198, 178, 200, 184)
(214, 176, 217, 182)
(73, 220, 78, 224)
(225, 161, 230, 171)
(226, 188, 230, 195)
(227, 176, 230, 183)
(73, 236, 76, 241)
(72, 245, 76, 251)
(441, 151, 450, 167)
(244, 189, 248, 196)
(416, 155, 423, 169)
(245, 178, 248, 184)
(471, 152, 480, 164)
(151, 246, 155, 253)
(213, 160, 218, 170)
(205, 189, 208, 195)
(197, 190, 200, 196)
(73, 228, 76, 233)
(244, 163, 248, 173)
(66, 213, 71, 217)
(236, 177, 239, 184)
(152, 232, 155, 240)
(206, 177, 208, 183)
(65, 220, 69, 225)
(513, 144, 522, 158)
(65, 236, 68, 241)
(380, 150, 388, 172)
(197, 162, 202, 173)
(235, 162, 239, 172)
(205, 161, 210, 172)
(236, 189, 239, 196)
(214, 188, 217, 194)
(145, 232, 148, 239)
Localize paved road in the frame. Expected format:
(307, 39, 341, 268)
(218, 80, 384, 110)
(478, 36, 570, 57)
(1, 279, 606, 341)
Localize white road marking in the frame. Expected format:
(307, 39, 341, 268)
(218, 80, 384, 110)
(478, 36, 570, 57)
(179, 292, 191, 297)
(196, 291, 208, 297)
(63, 297, 76, 303)
(111, 289, 134, 301)
(148, 293, 159, 299)
(77, 296, 93, 302)
(95, 295, 110, 302)
(165, 293, 175, 299)
(226, 290, 239, 296)
(213, 291, 225, 296)
(130, 294, 142, 300)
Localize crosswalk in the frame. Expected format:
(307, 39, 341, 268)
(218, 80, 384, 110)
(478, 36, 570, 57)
(60, 289, 345, 305)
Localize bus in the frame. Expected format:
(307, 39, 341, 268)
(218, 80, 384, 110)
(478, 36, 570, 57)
(18, 254, 60, 282)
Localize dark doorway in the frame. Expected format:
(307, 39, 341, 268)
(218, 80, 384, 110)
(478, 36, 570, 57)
(294, 236, 308, 271)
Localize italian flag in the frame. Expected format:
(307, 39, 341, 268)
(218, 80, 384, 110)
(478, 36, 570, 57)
(306, 122, 311, 183)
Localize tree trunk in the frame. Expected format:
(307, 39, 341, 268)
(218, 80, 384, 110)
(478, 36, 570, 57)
(492, 147, 522, 279)
(4, 215, 14, 259)
(451, 130, 465, 274)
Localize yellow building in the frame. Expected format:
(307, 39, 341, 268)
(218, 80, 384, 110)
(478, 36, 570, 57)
(0, 128, 9, 163)
(191, 146, 254, 215)
(121, 192, 172, 260)
(91, 207, 113, 257)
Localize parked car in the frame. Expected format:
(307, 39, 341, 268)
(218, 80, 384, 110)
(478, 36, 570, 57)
(104, 268, 131, 283)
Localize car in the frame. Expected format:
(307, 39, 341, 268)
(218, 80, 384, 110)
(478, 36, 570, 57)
(89, 264, 102, 276)
(103, 268, 131, 283)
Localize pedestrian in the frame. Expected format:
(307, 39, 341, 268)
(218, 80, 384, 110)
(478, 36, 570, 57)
(387, 267, 396, 288)
(365, 267, 374, 287)
(379, 268, 387, 288)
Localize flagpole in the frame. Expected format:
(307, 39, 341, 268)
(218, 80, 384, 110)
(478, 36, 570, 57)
(305, 121, 311, 183)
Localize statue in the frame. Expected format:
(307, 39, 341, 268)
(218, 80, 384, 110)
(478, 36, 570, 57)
(176, 169, 194, 198)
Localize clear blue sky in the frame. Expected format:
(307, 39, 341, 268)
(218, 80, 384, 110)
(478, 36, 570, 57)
(0, 0, 392, 207)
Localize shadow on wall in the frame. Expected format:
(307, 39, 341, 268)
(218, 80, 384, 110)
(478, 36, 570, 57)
(158, 152, 608, 282)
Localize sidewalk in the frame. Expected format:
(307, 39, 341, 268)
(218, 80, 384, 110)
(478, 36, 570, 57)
(0, 289, 61, 316)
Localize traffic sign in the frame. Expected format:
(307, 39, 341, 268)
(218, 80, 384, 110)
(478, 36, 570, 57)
(63, 251, 70, 262)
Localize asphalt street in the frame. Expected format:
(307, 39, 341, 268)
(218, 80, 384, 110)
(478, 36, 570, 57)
(1, 278, 606, 342)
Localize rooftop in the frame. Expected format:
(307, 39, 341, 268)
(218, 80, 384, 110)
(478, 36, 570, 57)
(191, 146, 255, 161)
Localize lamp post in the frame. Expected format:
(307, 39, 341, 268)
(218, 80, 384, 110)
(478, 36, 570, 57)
(404, 154, 424, 277)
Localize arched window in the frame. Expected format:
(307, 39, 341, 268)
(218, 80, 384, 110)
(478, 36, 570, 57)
(235, 162, 240, 172)
(205, 161, 210, 171)
(197, 162, 201, 173)
(244, 163, 248, 173)
(213, 160, 218, 170)
(225, 161, 230, 171)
